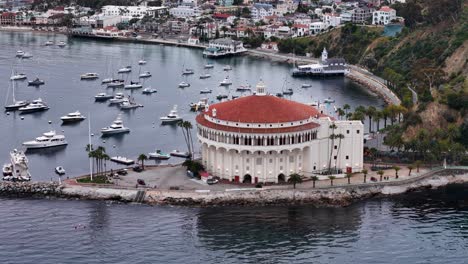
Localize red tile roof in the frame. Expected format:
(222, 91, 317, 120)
(204, 95, 323, 123)
(380, 6, 394, 12)
(196, 114, 320, 134)
(213, 13, 231, 19)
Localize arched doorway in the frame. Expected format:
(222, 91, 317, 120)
(278, 173, 286, 183)
(243, 174, 252, 184)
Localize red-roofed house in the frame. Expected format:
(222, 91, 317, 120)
(293, 24, 310, 37)
(1, 12, 17, 25)
(372, 6, 396, 25)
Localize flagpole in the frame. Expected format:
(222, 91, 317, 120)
(88, 112, 93, 181)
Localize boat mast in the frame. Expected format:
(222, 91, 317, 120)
(12, 78, 16, 104)
(88, 113, 93, 181)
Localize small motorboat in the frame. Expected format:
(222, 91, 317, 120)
(10, 73, 27, 81)
(107, 79, 125, 88)
(55, 166, 66, 175)
(110, 156, 134, 165)
(204, 63, 214, 69)
(276, 93, 284, 98)
(324, 97, 335, 103)
(182, 68, 194, 75)
(283, 88, 293, 96)
(216, 94, 228, 100)
(21, 52, 33, 59)
(200, 88, 212, 94)
(109, 93, 126, 105)
(118, 66, 132, 73)
(223, 65, 232, 71)
(160, 105, 183, 124)
(236, 85, 251, 92)
(139, 71, 152, 78)
(2, 164, 12, 176)
(80, 73, 99, 80)
(301, 84, 312, 88)
(142, 87, 157, 94)
(28, 78, 45, 86)
(138, 60, 147, 65)
(44, 40, 54, 46)
(170, 150, 191, 158)
(57, 41, 66, 47)
(199, 73, 211, 79)
(148, 150, 171, 160)
(178, 82, 190, 88)
(124, 81, 143, 89)
(94, 93, 114, 101)
(220, 77, 232, 86)
(101, 78, 114, 84)
(120, 98, 143, 110)
(16, 50, 25, 57)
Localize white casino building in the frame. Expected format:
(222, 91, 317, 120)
(196, 81, 364, 184)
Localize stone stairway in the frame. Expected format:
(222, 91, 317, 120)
(134, 190, 146, 203)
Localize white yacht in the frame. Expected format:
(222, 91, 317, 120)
(138, 60, 147, 65)
(107, 79, 125, 88)
(301, 83, 312, 88)
(199, 73, 211, 79)
(18, 98, 49, 113)
(200, 88, 212, 94)
(204, 63, 214, 69)
(139, 71, 152, 78)
(23, 130, 68, 149)
(101, 77, 114, 84)
(190, 98, 209, 111)
(44, 40, 54, 46)
(124, 81, 143, 89)
(94, 93, 114, 101)
(220, 77, 232, 86)
(160, 105, 183, 124)
(2, 149, 31, 182)
(178, 82, 190, 88)
(118, 66, 132, 73)
(28, 77, 45, 86)
(10, 73, 27, 81)
(60, 111, 86, 123)
(80, 73, 99, 80)
(142, 87, 157, 94)
(55, 166, 66, 175)
(148, 150, 171, 160)
(16, 50, 25, 57)
(182, 68, 194, 75)
(21, 52, 33, 59)
(109, 93, 125, 105)
(120, 98, 143, 110)
(223, 65, 232, 71)
(57, 41, 66, 47)
(101, 115, 130, 135)
(170, 150, 191, 158)
(5, 79, 29, 111)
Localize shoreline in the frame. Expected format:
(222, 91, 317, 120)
(2, 168, 467, 207)
(1, 26, 399, 105)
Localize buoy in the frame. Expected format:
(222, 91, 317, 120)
(48, 120, 52, 124)
(113, 145, 116, 148)
(91, 133, 94, 137)
(103, 140, 106, 143)
(62, 130, 64, 132)
(6, 112, 10, 115)
(21, 117, 24, 120)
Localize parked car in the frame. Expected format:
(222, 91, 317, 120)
(117, 169, 128, 176)
(137, 179, 146, 185)
(206, 178, 219, 185)
(133, 166, 143, 172)
(186, 170, 194, 178)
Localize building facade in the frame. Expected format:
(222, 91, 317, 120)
(251, 3, 274, 21)
(196, 82, 364, 184)
(372, 6, 396, 25)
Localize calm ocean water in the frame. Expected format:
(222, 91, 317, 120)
(0, 183, 467, 263)
(0, 31, 383, 181)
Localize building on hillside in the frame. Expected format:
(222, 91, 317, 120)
(0, 12, 16, 25)
(322, 13, 341, 27)
(352, 7, 374, 24)
(340, 10, 353, 23)
(169, 5, 202, 18)
(203, 38, 247, 58)
(292, 48, 349, 77)
(251, 3, 274, 21)
(101, 5, 168, 19)
(309, 21, 326, 35)
(217, 0, 233, 7)
(372, 6, 396, 25)
(196, 81, 364, 184)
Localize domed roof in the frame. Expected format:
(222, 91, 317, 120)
(205, 95, 322, 123)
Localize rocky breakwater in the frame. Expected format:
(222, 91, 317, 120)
(0, 181, 62, 198)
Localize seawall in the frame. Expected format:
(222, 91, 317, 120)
(1, 169, 467, 207)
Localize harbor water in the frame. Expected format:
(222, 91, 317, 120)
(0, 31, 383, 180)
(0, 183, 467, 263)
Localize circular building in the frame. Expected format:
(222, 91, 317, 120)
(196, 81, 363, 184)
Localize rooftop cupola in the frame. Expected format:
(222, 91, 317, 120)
(256, 80, 267, 96)
(321, 47, 328, 62)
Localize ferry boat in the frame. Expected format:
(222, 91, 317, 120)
(80, 73, 99, 80)
(139, 71, 152, 78)
(94, 93, 114, 101)
(23, 130, 68, 149)
(28, 78, 45, 86)
(101, 115, 130, 135)
(18, 98, 49, 113)
(110, 156, 134, 165)
(118, 66, 132, 73)
(170, 150, 191, 158)
(2, 149, 31, 182)
(160, 105, 182, 124)
(10, 73, 27, 81)
(60, 111, 86, 123)
(148, 150, 171, 160)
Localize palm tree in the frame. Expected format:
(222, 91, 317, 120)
(345, 172, 352, 184)
(336, 108, 345, 120)
(362, 169, 368, 183)
(102, 153, 110, 175)
(311, 176, 319, 188)
(178, 121, 194, 160)
(415, 160, 422, 172)
(393, 166, 400, 179)
(407, 165, 414, 176)
(328, 175, 336, 186)
(138, 154, 148, 170)
(374, 110, 383, 132)
(377, 170, 384, 181)
(328, 123, 337, 173)
(288, 173, 303, 189)
(366, 106, 377, 133)
(343, 104, 350, 117)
